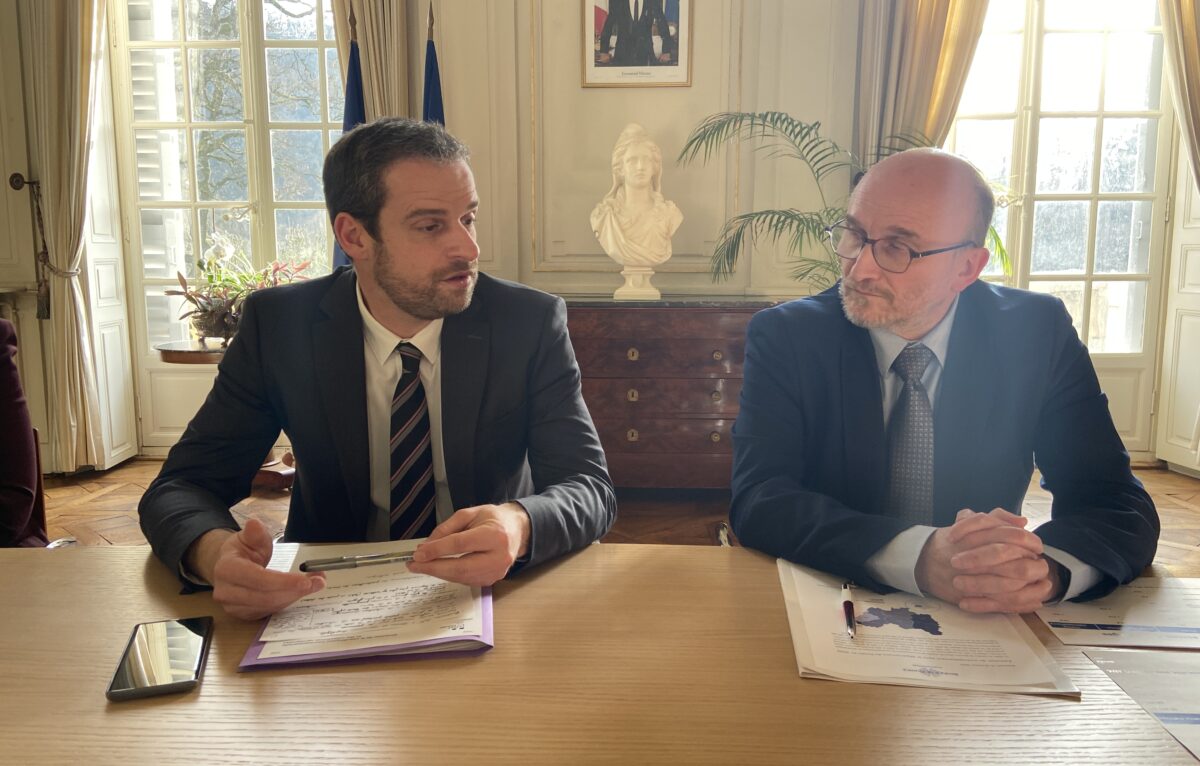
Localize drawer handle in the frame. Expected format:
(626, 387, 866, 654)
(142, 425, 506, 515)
(710, 390, 722, 402)
(710, 431, 722, 443)
(627, 428, 639, 442)
(627, 347, 640, 361)
(627, 388, 639, 402)
(711, 350, 723, 361)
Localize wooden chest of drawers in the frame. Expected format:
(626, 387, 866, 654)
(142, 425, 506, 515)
(565, 302, 770, 489)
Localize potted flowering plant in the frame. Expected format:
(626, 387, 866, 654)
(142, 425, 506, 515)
(167, 242, 310, 345)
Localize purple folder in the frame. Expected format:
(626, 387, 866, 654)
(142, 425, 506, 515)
(238, 588, 493, 671)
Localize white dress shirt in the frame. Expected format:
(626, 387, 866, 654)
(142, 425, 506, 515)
(357, 285, 455, 541)
(862, 296, 1101, 601)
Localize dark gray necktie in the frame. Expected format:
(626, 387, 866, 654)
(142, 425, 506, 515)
(389, 343, 437, 540)
(886, 343, 935, 525)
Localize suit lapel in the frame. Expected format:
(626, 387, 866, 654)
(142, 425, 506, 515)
(440, 284, 490, 510)
(314, 269, 372, 533)
(839, 318, 888, 513)
(934, 282, 997, 524)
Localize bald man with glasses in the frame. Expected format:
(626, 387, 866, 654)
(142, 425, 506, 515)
(730, 148, 1158, 613)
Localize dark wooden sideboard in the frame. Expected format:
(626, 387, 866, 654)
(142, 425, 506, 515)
(566, 301, 772, 489)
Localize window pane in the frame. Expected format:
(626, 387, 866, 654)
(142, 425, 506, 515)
(275, 209, 329, 271)
(267, 48, 320, 122)
(190, 49, 244, 121)
(185, 0, 240, 40)
(141, 209, 196, 279)
(329, 128, 342, 147)
(129, 50, 185, 122)
(326, 48, 344, 123)
(1100, 118, 1158, 193)
(323, 1, 335, 39)
(953, 119, 1014, 187)
(1041, 34, 1103, 111)
(135, 129, 192, 201)
(1028, 281, 1084, 339)
(1105, 33, 1163, 110)
(1096, 201, 1153, 274)
(1032, 201, 1089, 273)
(194, 129, 248, 200)
(1035, 118, 1095, 193)
(264, 0, 317, 39)
(956, 34, 1022, 115)
(1088, 281, 1147, 352)
(271, 130, 324, 201)
(145, 288, 191, 350)
(981, 205, 1009, 277)
(127, 0, 180, 41)
(1045, 0, 1158, 29)
(983, 0, 1024, 32)
(199, 208, 252, 264)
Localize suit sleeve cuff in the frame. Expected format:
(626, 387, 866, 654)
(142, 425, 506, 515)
(1043, 545, 1102, 602)
(865, 525, 937, 596)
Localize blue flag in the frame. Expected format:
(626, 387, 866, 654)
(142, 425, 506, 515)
(423, 36, 444, 125)
(332, 41, 366, 270)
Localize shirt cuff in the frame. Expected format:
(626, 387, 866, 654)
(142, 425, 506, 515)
(1043, 545, 1102, 602)
(865, 525, 937, 596)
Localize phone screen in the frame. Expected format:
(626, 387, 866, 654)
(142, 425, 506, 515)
(106, 616, 214, 701)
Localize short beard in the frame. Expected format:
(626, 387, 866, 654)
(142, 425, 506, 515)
(373, 244, 478, 321)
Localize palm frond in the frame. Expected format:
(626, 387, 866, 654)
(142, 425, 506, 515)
(986, 224, 1012, 276)
(709, 206, 845, 283)
(677, 111, 854, 183)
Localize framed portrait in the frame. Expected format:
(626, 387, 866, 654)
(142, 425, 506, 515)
(582, 0, 692, 87)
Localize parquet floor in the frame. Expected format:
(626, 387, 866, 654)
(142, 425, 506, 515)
(42, 460, 1200, 574)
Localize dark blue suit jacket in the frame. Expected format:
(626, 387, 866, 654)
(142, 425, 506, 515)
(730, 280, 1158, 600)
(140, 268, 616, 582)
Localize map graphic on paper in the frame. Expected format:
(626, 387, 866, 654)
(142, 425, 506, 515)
(858, 606, 943, 636)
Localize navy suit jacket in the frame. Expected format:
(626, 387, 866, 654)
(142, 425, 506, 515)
(598, 0, 676, 66)
(730, 280, 1158, 600)
(140, 268, 616, 581)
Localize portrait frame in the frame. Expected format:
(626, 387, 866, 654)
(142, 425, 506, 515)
(582, 0, 693, 87)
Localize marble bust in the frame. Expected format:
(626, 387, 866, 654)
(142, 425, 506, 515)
(590, 123, 683, 300)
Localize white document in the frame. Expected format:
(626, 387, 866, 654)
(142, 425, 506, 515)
(1086, 648, 1200, 759)
(258, 541, 482, 660)
(777, 559, 1078, 696)
(1037, 578, 1200, 649)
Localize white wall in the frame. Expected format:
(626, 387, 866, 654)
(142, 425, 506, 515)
(428, 0, 860, 299)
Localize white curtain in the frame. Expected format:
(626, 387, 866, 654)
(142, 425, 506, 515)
(854, 0, 990, 164)
(20, 0, 106, 472)
(1160, 0, 1200, 188)
(332, 0, 412, 120)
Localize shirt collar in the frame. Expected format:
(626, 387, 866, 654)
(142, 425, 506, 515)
(356, 282, 443, 367)
(868, 295, 959, 378)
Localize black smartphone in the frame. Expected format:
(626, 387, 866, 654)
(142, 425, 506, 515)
(105, 616, 214, 701)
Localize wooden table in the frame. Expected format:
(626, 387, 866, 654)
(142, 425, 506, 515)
(0, 544, 1192, 764)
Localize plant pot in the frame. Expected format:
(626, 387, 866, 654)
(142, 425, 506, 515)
(189, 307, 239, 345)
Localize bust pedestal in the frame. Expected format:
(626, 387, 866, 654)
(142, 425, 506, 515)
(614, 266, 661, 300)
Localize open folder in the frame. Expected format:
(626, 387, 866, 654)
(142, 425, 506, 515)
(777, 559, 1078, 697)
(238, 541, 493, 671)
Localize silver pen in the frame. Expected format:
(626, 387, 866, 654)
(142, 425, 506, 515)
(298, 551, 416, 573)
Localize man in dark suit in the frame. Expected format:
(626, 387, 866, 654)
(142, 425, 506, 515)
(731, 148, 1158, 613)
(140, 118, 616, 619)
(597, 0, 676, 66)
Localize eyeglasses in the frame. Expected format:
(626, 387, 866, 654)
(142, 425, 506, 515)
(825, 221, 976, 274)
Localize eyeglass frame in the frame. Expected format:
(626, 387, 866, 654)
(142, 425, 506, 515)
(824, 220, 978, 275)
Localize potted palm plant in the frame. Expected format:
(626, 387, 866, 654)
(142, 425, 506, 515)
(677, 111, 1010, 288)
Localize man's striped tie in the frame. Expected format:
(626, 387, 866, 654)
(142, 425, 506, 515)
(389, 342, 437, 540)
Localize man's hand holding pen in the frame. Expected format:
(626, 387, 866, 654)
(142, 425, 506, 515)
(407, 502, 532, 587)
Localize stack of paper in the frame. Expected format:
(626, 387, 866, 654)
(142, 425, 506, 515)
(239, 541, 493, 670)
(1036, 578, 1200, 649)
(777, 560, 1078, 696)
